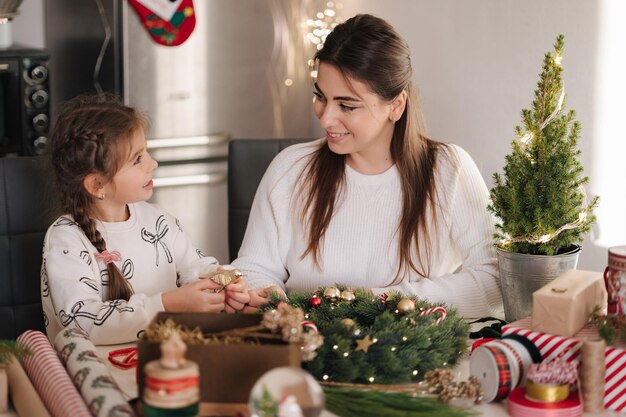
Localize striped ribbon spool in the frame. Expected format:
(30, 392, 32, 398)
(418, 306, 447, 325)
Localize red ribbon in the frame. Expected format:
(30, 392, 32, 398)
(145, 376, 199, 394)
(108, 347, 138, 369)
(95, 250, 122, 265)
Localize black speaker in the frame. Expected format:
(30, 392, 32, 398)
(0, 46, 50, 156)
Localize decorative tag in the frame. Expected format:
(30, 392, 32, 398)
(135, 0, 183, 21)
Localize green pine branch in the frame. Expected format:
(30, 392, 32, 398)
(488, 34, 598, 255)
(0, 340, 31, 364)
(324, 387, 477, 417)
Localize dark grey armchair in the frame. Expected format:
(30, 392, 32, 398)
(227, 139, 313, 262)
(0, 156, 54, 339)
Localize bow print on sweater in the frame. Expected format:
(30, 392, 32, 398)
(141, 215, 173, 266)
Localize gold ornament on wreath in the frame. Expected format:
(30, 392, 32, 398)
(396, 298, 416, 314)
(340, 289, 355, 302)
(323, 287, 342, 301)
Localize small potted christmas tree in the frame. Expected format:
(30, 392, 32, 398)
(488, 34, 599, 322)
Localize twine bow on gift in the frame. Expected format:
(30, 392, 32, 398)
(94, 250, 122, 265)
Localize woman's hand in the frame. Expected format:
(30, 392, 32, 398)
(162, 279, 225, 313)
(223, 279, 251, 313)
(242, 285, 285, 313)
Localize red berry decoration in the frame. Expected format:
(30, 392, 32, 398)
(310, 296, 322, 308)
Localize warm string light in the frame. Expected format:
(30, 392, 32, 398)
(499, 185, 593, 246)
(518, 54, 565, 147)
(304, 1, 343, 78)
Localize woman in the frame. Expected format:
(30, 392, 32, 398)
(232, 14, 502, 319)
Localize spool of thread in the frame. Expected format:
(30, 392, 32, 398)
(143, 332, 200, 417)
(580, 337, 606, 413)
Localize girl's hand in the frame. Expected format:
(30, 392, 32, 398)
(223, 279, 251, 313)
(162, 279, 225, 313)
(242, 285, 285, 313)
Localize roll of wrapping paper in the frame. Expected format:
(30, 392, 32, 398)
(6, 356, 51, 417)
(16, 330, 91, 417)
(580, 337, 606, 413)
(507, 387, 582, 417)
(53, 328, 137, 417)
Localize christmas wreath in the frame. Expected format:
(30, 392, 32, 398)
(263, 286, 469, 384)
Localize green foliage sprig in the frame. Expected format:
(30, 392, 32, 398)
(324, 387, 476, 417)
(263, 286, 469, 384)
(589, 305, 624, 346)
(488, 34, 598, 255)
(0, 340, 31, 364)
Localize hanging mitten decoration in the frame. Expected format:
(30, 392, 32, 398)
(128, 0, 196, 46)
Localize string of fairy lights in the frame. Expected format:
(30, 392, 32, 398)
(499, 52, 595, 247)
(304, 1, 343, 79)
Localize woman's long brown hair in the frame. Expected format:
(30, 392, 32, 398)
(49, 93, 148, 301)
(300, 14, 450, 278)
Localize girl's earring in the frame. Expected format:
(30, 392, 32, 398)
(99, 193, 105, 201)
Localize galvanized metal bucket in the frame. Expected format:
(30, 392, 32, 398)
(496, 245, 581, 322)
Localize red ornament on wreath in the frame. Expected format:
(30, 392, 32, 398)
(128, 0, 196, 46)
(310, 296, 322, 308)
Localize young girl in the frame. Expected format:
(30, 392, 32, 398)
(42, 94, 249, 345)
(234, 14, 503, 319)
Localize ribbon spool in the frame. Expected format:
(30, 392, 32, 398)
(470, 335, 542, 402)
(470, 344, 513, 402)
(507, 387, 582, 417)
(580, 337, 606, 413)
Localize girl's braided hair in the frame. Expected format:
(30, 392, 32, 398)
(49, 93, 148, 300)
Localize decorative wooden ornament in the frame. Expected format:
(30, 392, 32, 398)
(355, 335, 375, 353)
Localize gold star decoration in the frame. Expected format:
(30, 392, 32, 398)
(355, 335, 375, 353)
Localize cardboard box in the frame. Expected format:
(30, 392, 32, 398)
(137, 312, 300, 417)
(503, 317, 626, 412)
(531, 269, 607, 337)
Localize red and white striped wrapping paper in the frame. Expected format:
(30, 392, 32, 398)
(17, 330, 91, 417)
(503, 317, 626, 412)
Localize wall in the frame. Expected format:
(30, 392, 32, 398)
(11, 0, 45, 48)
(13, 0, 626, 271)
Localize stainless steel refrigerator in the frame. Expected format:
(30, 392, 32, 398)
(45, 0, 323, 263)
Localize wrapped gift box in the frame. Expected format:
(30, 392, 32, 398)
(531, 269, 607, 337)
(137, 312, 300, 417)
(503, 317, 626, 412)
